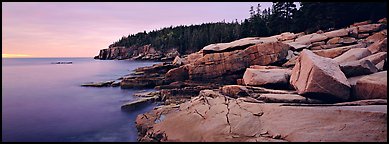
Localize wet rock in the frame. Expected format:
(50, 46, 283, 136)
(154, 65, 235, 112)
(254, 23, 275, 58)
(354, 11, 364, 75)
(290, 49, 351, 101)
(81, 80, 115, 87)
(120, 76, 165, 89)
(121, 95, 160, 111)
(111, 80, 122, 87)
(354, 71, 387, 100)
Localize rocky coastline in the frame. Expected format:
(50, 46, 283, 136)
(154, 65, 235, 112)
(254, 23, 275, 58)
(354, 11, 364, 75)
(88, 18, 387, 142)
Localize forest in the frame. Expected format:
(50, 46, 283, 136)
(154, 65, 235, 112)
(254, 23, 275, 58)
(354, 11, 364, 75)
(108, 2, 387, 54)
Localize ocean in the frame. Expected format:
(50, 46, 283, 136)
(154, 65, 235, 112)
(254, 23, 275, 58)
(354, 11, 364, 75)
(2, 58, 160, 142)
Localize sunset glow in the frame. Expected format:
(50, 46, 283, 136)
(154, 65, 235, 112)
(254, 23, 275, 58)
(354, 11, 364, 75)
(2, 54, 32, 58)
(2, 2, 269, 58)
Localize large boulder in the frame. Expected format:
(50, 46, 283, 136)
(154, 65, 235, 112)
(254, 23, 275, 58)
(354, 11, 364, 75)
(339, 60, 378, 77)
(354, 71, 387, 100)
(333, 48, 372, 64)
(188, 42, 290, 81)
(290, 49, 351, 101)
(242, 68, 291, 86)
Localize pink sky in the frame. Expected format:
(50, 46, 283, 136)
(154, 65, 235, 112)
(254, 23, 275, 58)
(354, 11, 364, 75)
(2, 2, 275, 58)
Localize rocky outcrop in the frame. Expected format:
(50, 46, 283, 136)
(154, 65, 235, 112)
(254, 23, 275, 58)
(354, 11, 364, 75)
(94, 45, 179, 61)
(81, 80, 115, 87)
(290, 49, 351, 101)
(187, 42, 290, 81)
(126, 19, 387, 142)
(136, 90, 387, 142)
(354, 71, 387, 100)
(120, 62, 177, 89)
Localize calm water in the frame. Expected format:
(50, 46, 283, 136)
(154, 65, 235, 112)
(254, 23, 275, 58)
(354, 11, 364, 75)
(2, 58, 160, 142)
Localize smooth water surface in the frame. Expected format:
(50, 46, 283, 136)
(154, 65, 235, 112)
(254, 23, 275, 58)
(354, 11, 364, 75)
(2, 58, 160, 142)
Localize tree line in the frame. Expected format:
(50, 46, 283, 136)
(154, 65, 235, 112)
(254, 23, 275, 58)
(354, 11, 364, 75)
(109, 2, 387, 54)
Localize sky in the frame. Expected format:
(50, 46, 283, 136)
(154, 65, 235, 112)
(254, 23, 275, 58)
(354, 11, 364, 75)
(2, 2, 278, 58)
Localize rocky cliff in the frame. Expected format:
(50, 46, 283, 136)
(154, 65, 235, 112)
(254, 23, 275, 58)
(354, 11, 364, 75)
(94, 44, 179, 61)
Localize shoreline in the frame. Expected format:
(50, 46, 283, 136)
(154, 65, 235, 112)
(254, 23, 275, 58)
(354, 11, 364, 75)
(89, 18, 387, 142)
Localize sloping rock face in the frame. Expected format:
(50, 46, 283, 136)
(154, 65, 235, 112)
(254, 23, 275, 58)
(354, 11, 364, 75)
(290, 49, 351, 101)
(136, 90, 387, 142)
(187, 42, 290, 81)
(354, 71, 387, 100)
(333, 48, 372, 64)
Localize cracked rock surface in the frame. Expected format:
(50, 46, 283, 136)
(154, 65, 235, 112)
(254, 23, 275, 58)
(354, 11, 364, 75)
(135, 90, 387, 142)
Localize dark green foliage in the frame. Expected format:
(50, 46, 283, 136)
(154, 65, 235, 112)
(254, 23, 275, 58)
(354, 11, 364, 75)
(109, 2, 387, 55)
